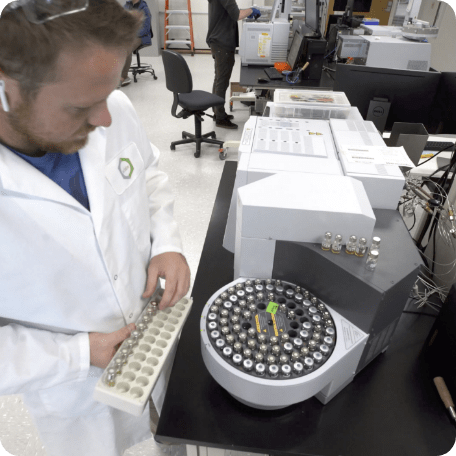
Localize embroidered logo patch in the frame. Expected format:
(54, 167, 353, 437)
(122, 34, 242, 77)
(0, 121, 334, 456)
(119, 158, 134, 179)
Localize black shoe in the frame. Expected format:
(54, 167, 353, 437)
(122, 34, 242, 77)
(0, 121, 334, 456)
(216, 118, 238, 129)
(214, 114, 234, 121)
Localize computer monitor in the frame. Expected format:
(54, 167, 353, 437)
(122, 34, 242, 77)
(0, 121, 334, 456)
(428, 72, 456, 134)
(333, 64, 441, 131)
(305, 0, 319, 34)
(287, 31, 306, 70)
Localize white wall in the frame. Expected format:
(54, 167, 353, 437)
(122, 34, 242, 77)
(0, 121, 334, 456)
(419, 0, 456, 72)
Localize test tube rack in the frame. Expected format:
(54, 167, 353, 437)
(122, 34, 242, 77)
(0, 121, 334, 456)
(94, 290, 193, 416)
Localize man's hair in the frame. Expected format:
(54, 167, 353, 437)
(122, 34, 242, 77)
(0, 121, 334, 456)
(0, 0, 144, 100)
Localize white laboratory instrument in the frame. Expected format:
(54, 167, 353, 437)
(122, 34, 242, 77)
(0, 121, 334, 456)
(223, 115, 343, 253)
(239, 0, 291, 66)
(201, 277, 368, 409)
(234, 172, 376, 279)
(330, 119, 405, 210)
(337, 34, 432, 71)
(362, 35, 431, 71)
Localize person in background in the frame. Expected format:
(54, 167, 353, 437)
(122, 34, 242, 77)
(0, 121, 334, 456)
(206, 0, 260, 129)
(121, 0, 153, 86)
(0, 0, 190, 455)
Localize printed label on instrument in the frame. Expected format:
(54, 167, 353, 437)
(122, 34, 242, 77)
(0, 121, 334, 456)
(341, 319, 365, 349)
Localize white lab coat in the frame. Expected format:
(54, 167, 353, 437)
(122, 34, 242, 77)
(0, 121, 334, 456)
(0, 90, 183, 456)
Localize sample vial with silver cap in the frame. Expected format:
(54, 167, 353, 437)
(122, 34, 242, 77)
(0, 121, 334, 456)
(243, 359, 254, 371)
(279, 354, 289, 365)
(268, 365, 279, 378)
(255, 363, 266, 376)
(113, 357, 123, 375)
(304, 357, 314, 370)
(365, 249, 379, 272)
(216, 339, 225, 349)
(369, 236, 381, 253)
(321, 232, 332, 251)
(345, 235, 357, 254)
(313, 352, 323, 364)
(293, 338, 303, 349)
(267, 355, 277, 365)
(272, 345, 281, 357)
(106, 368, 117, 387)
(255, 352, 264, 363)
(226, 335, 235, 345)
(233, 354, 243, 366)
(281, 364, 291, 377)
(331, 234, 343, 254)
(238, 333, 248, 343)
(293, 362, 304, 375)
(355, 237, 368, 257)
(243, 348, 252, 359)
(232, 324, 241, 334)
(291, 351, 300, 362)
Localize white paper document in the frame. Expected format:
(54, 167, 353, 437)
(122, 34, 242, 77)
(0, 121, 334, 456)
(341, 146, 415, 168)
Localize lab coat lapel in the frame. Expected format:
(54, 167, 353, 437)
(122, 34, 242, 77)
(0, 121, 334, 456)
(0, 144, 84, 211)
(79, 127, 107, 239)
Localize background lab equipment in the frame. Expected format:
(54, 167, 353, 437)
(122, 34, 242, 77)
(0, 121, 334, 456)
(223, 97, 406, 254)
(239, 0, 290, 66)
(239, 0, 322, 66)
(202, 203, 421, 408)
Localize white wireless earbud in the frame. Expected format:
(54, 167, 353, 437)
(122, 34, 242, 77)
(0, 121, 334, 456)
(0, 80, 10, 113)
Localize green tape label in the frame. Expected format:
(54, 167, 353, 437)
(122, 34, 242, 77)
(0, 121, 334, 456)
(266, 301, 279, 314)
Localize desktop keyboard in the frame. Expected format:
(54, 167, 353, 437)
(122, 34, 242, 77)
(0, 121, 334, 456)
(424, 141, 456, 152)
(264, 67, 283, 80)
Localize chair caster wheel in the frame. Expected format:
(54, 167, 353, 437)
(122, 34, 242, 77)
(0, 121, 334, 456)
(194, 151, 201, 158)
(171, 145, 176, 151)
(219, 150, 227, 160)
(154, 76, 158, 80)
(182, 133, 186, 139)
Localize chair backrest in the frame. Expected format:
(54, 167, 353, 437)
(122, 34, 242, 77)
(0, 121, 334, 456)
(162, 50, 193, 94)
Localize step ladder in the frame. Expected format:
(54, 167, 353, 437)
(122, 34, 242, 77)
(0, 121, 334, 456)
(164, 0, 195, 56)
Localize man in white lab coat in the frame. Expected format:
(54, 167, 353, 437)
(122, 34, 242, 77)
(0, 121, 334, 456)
(0, 0, 190, 455)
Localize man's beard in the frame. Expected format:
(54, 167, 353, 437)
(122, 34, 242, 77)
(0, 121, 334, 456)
(7, 101, 96, 155)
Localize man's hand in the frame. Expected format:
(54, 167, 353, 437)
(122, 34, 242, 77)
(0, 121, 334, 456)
(89, 323, 135, 369)
(142, 252, 191, 310)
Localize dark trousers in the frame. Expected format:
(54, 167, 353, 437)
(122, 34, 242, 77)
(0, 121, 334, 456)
(121, 37, 143, 80)
(210, 43, 235, 120)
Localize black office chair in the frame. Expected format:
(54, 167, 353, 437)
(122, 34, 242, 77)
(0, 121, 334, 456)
(162, 50, 225, 158)
(130, 44, 157, 82)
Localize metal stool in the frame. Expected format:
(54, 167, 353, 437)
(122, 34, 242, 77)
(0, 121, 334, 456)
(130, 44, 157, 82)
